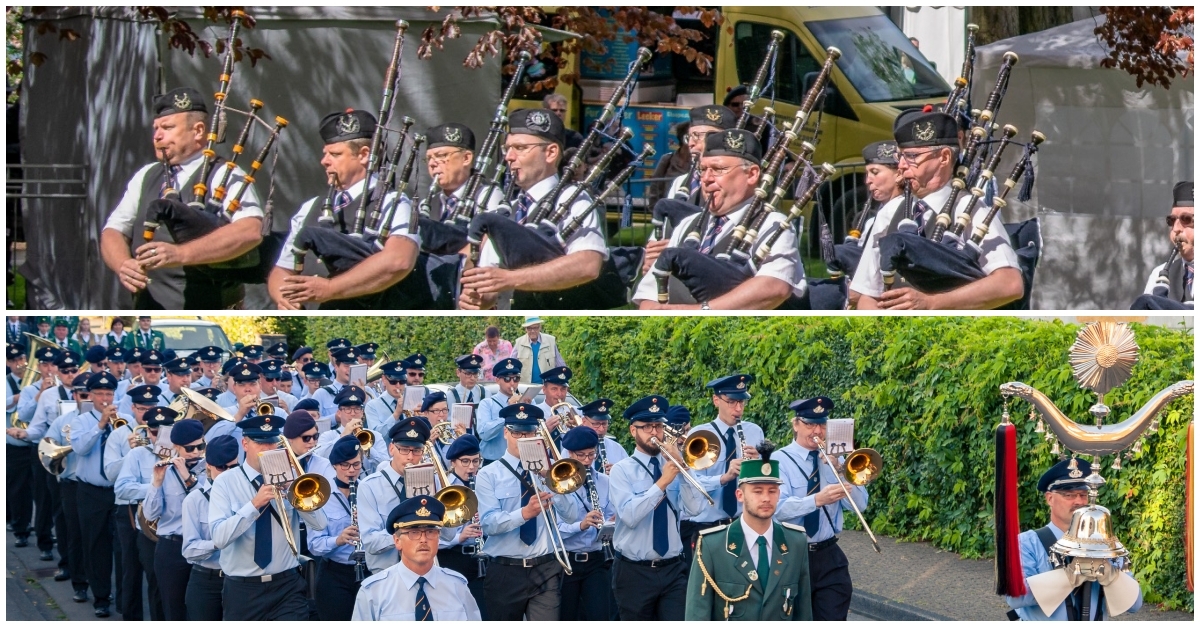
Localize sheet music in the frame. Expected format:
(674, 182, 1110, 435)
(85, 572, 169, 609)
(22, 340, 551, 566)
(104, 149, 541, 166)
(259, 448, 297, 485)
(451, 404, 474, 432)
(349, 365, 368, 388)
(825, 419, 855, 456)
(403, 386, 427, 412)
(519, 385, 542, 404)
(517, 437, 549, 476)
(404, 464, 437, 498)
(315, 417, 333, 433)
(58, 401, 77, 417)
(154, 425, 175, 459)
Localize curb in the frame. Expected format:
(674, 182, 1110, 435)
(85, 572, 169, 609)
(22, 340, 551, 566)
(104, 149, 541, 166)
(851, 589, 956, 622)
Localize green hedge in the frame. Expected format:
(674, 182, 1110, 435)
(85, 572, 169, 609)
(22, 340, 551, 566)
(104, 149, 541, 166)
(297, 315, 1193, 610)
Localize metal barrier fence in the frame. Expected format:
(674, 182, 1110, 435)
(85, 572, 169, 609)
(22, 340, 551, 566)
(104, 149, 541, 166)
(6, 163, 88, 200)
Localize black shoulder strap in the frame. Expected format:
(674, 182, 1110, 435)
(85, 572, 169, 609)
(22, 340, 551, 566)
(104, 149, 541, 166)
(322, 385, 336, 396)
(59, 385, 71, 401)
(201, 487, 211, 502)
(382, 468, 406, 502)
(497, 458, 536, 494)
(1034, 525, 1058, 557)
(450, 388, 461, 404)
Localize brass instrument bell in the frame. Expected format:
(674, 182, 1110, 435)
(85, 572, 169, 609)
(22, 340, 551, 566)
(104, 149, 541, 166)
(364, 351, 391, 384)
(137, 502, 160, 543)
(841, 447, 883, 486)
(132, 424, 152, 448)
(549, 402, 582, 436)
(277, 435, 332, 512)
(430, 421, 456, 446)
(37, 437, 73, 475)
(536, 419, 588, 495)
(353, 427, 375, 451)
(111, 416, 129, 430)
(11, 333, 59, 428)
(665, 426, 721, 471)
(421, 440, 478, 527)
(170, 387, 236, 434)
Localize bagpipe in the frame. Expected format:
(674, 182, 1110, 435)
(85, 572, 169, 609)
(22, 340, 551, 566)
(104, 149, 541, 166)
(141, 10, 288, 283)
(877, 50, 1046, 309)
(651, 46, 842, 309)
(825, 195, 877, 280)
(463, 48, 655, 310)
(1129, 241, 1193, 309)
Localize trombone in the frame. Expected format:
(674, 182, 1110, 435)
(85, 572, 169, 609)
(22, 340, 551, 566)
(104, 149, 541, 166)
(421, 440, 478, 527)
(529, 418, 588, 575)
(256, 434, 332, 556)
(260, 402, 334, 513)
(650, 427, 719, 506)
(814, 436, 882, 553)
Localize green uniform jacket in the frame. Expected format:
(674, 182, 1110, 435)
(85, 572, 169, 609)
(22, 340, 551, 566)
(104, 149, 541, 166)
(133, 330, 166, 351)
(685, 520, 813, 621)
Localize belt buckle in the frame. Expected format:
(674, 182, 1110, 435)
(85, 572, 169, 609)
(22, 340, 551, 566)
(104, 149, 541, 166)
(521, 557, 535, 568)
(649, 558, 663, 568)
(573, 552, 589, 563)
(462, 545, 477, 555)
(261, 574, 273, 582)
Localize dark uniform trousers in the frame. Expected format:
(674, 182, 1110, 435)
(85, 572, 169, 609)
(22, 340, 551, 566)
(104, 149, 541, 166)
(154, 535, 191, 621)
(46, 471, 69, 570)
(76, 482, 116, 609)
(59, 480, 90, 592)
(7, 444, 34, 538)
(484, 557, 564, 621)
(137, 530, 165, 620)
(809, 540, 854, 621)
(30, 452, 56, 551)
(612, 556, 688, 621)
(185, 566, 224, 621)
(314, 560, 362, 620)
(437, 547, 488, 620)
(115, 503, 163, 620)
(680, 519, 731, 568)
(558, 550, 614, 620)
(222, 568, 310, 621)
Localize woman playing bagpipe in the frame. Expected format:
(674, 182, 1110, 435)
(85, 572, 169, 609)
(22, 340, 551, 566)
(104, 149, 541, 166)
(837, 140, 903, 309)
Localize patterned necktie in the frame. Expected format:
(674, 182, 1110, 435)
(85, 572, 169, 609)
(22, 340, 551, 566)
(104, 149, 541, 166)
(441, 195, 458, 222)
(699, 216, 728, 254)
(518, 465, 537, 545)
(804, 450, 821, 537)
(160, 165, 182, 198)
(333, 191, 353, 231)
(251, 476, 274, 569)
(913, 199, 933, 235)
(756, 536, 770, 587)
(721, 428, 738, 518)
(1186, 263, 1194, 298)
(415, 575, 432, 620)
(513, 193, 534, 223)
(649, 457, 669, 556)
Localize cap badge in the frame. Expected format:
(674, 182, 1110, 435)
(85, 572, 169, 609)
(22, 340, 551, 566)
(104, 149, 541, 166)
(406, 429, 418, 438)
(813, 404, 825, 414)
(736, 381, 745, 389)
(516, 410, 528, 420)
(353, 444, 360, 451)
(338, 113, 361, 135)
(349, 395, 359, 402)
(558, 373, 566, 380)
(262, 423, 274, 432)
(415, 358, 423, 365)
(241, 368, 250, 376)
(528, 110, 551, 132)
(762, 462, 772, 474)
(416, 505, 431, 517)
(725, 132, 745, 151)
(649, 403, 660, 413)
(172, 91, 192, 110)
(445, 127, 462, 143)
(913, 121, 935, 142)
(1069, 467, 1083, 478)
(878, 142, 897, 159)
(705, 107, 722, 122)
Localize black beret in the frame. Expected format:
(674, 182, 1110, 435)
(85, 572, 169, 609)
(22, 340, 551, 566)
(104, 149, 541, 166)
(328, 435, 362, 466)
(723, 85, 749, 107)
(206, 435, 239, 467)
(862, 140, 899, 167)
(420, 391, 447, 412)
(689, 105, 736, 131)
(169, 419, 204, 445)
(893, 110, 958, 149)
(1172, 181, 1193, 208)
(85, 345, 107, 364)
(703, 129, 762, 163)
(153, 87, 207, 119)
(283, 411, 317, 438)
(426, 123, 476, 151)
(561, 426, 599, 452)
(445, 434, 480, 460)
(508, 109, 565, 146)
(319, 109, 376, 144)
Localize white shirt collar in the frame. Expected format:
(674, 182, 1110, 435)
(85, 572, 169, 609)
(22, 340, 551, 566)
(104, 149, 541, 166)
(739, 516, 772, 554)
(395, 559, 441, 590)
(525, 175, 559, 201)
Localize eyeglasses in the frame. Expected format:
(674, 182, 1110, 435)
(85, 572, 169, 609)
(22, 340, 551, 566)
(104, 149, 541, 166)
(426, 149, 465, 165)
(75, 393, 90, 400)
(399, 529, 440, 539)
(718, 397, 748, 406)
(181, 442, 206, 453)
(298, 434, 319, 443)
(408, 372, 426, 379)
(339, 406, 365, 414)
(143, 367, 162, 373)
(499, 376, 520, 383)
(504, 142, 550, 154)
(427, 407, 449, 415)
(454, 458, 484, 467)
(216, 462, 239, 471)
(59, 368, 78, 375)
(572, 451, 598, 462)
(336, 461, 363, 471)
(898, 150, 938, 166)
(1166, 214, 1194, 228)
(633, 424, 665, 432)
(686, 131, 714, 142)
(699, 164, 744, 178)
(394, 445, 424, 455)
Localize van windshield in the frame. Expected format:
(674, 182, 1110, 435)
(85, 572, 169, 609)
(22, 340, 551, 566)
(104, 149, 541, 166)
(807, 15, 950, 104)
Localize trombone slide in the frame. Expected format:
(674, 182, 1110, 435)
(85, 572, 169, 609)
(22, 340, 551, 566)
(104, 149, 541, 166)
(648, 436, 716, 506)
(814, 437, 881, 553)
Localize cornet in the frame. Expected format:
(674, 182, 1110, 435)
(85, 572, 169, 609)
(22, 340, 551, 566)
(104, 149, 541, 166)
(430, 421, 456, 446)
(549, 402, 582, 436)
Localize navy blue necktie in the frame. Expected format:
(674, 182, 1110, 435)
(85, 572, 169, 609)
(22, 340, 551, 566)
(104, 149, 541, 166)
(804, 450, 821, 537)
(415, 575, 432, 620)
(441, 195, 458, 222)
(251, 476, 274, 569)
(721, 428, 738, 518)
(518, 466, 537, 545)
(98, 422, 112, 470)
(513, 193, 534, 223)
(649, 457, 669, 556)
(699, 216, 727, 254)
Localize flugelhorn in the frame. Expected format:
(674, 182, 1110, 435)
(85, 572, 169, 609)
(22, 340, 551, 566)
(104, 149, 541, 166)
(814, 436, 882, 553)
(549, 402, 582, 436)
(430, 421, 456, 446)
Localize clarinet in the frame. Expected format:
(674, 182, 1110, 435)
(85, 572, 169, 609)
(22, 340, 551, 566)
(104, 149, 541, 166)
(350, 479, 368, 582)
(586, 469, 614, 562)
(734, 419, 746, 457)
(596, 440, 609, 474)
(469, 475, 486, 577)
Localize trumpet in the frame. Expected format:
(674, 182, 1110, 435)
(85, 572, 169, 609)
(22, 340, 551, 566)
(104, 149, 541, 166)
(650, 430, 718, 507)
(549, 402, 582, 437)
(111, 416, 129, 430)
(421, 440, 477, 527)
(814, 436, 882, 553)
(430, 421, 456, 446)
(352, 425, 375, 452)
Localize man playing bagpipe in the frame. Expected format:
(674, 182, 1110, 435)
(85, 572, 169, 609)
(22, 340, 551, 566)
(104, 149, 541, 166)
(1132, 181, 1192, 309)
(269, 109, 420, 309)
(419, 123, 505, 239)
(458, 109, 609, 310)
(632, 129, 806, 310)
(851, 109, 1024, 310)
(100, 87, 265, 309)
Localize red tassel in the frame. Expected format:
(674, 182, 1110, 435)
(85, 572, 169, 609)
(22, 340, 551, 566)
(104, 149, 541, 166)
(995, 422, 1027, 596)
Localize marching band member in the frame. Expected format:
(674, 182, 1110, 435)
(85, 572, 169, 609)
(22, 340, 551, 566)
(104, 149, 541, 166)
(298, 361, 329, 402)
(242, 344, 265, 364)
(106, 346, 130, 398)
(259, 359, 299, 411)
(420, 391, 454, 463)
(312, 347, 361, 419)
(48, 375, 91, 603)
(207, 413, 328, 620)
(68, 372, 128, 617)
(308, 435, 369, 620)
(449, 353, 489, 406)
(686, 374, 765, 550)
(663, 404, 697, 565)
(19, 350, 79, 565)
(352, 496, 483, 620)
(402, 352, 429, 389)
(290, 346, 315, 391)
(315, 386, 389, 474)
(435, 435, 489, 618)
(577, 398, 629, 474)
(142, 417, 209, 620)
(117, 350, 167, 415)
(685, 440, 813, 620)
(774, 397, 867, 621)
(189, 346, 222, 390)
(608, 395, 707, 620)
(158, 357, 193, 404)
(557, 426, 618, 620)
(182, 434, 239, 620)
(357, 417, 432, 574)
(1006, 458, 1144, 620)
(364, 359, 409, 434)
(475, 358, 522, 462)
(283, 410, 337, 485)
(535, 365, 572, 436)
(474, 404, 581, 620)
(6, 342, 38, 553)
(846, 140, 904, 308)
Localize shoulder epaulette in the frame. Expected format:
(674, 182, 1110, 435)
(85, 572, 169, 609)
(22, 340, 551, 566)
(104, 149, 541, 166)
(360, 568, 390, 588)
(780, 521, 807, 534)
(439, 566, 468, 584)
(699, 523, 729, 536)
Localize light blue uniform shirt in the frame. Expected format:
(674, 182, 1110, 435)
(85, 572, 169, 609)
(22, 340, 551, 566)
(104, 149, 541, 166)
(115, 446, 159, 524)
(476, 451, 581, 559)
(312, 381, 346, 420)
(182, 486, 223, 570)
(774, 440, 868, 543)
(609, 449, 707, 561)
(117, 387, 172, 417)
(689, 419, 766, 523)
(358, 465, 414, 574)
(351, 560, 481, 621)
(69, 409, 123, 487)
(1006, 524, 1143, 620)
(364, 392, 402, 434)
(473, 396, 509, 461)
(316, 425, 389, 475)
(104, 423, 149, 503)
(557, 469, 614, 553)
(143, 460, 208, 536)
(190, 375, 212, 390)
(308, 489, 358, 564)
(11, 383, 47, 446)
(208, 462, 328, 577)
(27, 382, 72, 442)
(448, 383, 487, 406)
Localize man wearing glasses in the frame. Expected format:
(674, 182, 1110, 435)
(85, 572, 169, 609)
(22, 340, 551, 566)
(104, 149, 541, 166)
(365, 360, 410, 434)
(474, 359, 523, 463)
(633, 129, 805, 310)
(458, 108, 608, 310)
(316, 386, 388, 475)
(357, 417, 432, 574)
(118, 350, 166, 416)
(423, 123, 504, 224)
(352, 496, 483, 620)
(311, 347, 361, 420)
(851, 109, 1023, 310)
(1138, 181, 1193, 307)
(449, 354, 489, 407)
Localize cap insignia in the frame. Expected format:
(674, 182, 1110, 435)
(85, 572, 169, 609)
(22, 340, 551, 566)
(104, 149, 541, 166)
(1069, 467, 1083, 478)
(241, 368, 250, 376)
(813, 404, 825, 414)
(406, 429, 418, 438)
(705, 107, 722, 122)
(913, 121, 935, 142)
(528, 110, 551, 132)
(762, 462, 772, 474)
(338, 113, 361, 135)
(649, 403, 660, 413)
(736, 381, 745, 389)
(516, 410, 528, 420)
(878, 143, 897, 159)
(416, 505, 431, 517)
(725, 132, 745, 151)
(173, 92, 192, 110)
(445, 127, 462, 143)
(262, 423, 274, 432)
(349, 395, 359, 402)
(558, 373, 566, 380)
